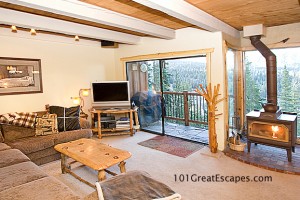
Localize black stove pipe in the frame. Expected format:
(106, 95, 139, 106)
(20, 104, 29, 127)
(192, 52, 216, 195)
(250, 35, 278, 112)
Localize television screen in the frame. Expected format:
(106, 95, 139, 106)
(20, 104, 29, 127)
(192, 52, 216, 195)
(91, 81, 130, 109)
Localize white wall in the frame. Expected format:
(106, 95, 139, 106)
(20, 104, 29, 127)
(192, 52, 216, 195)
(116, 28, 228, 150)
(0, 28, 116, 114)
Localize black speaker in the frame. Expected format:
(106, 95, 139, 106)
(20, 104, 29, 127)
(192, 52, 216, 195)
(101, 40, 119, 48)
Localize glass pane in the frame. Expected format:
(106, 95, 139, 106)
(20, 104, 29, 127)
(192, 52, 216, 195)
(226, 49, 235, 128)
(127, 61, 163, 134)
(162, 56, 208, 143)
(244, 51, 266, 113)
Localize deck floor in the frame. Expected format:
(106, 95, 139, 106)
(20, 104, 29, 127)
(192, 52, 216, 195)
(141, 121, 209, 144)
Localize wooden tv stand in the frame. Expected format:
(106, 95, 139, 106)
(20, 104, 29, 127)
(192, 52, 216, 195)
(91, 108, 136, 139)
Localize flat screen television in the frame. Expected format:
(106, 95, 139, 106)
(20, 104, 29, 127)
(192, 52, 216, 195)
(91, 81, 131, 109)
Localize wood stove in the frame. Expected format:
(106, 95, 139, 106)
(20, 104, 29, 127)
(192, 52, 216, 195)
(247, 110, 297, 162)
(246, 35, 297, 162)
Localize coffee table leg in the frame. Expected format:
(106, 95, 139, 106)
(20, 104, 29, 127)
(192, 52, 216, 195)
(118, 161, 126, 173)
(61, 154, 68, 174)
(98, 170, 106, 181)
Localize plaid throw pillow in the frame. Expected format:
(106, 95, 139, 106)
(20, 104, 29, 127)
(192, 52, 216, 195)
(0, 112, 37, 129)
(0, 112, 21, 123)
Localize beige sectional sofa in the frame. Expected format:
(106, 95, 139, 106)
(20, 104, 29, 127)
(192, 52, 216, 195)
(0, 118, 92, 165)
(0, 143, 82, 200)
(0, 114, 97, 199)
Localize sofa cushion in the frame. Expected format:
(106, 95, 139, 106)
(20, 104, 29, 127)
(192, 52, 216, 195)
(26, 146, 58, 162)
(53, 129, 93, 145)
(49, 106, 80, 132)
(0, 176, 81, 200)
(0, 149, 30, 168)
(0, 143, 11, 151)
(32, 153, 61, 166)
(0, 129, 4, 143)
(6, 135, 55, 155)
(0, 161, 48, 192)
(35, 114, 59, 136)
(1, 124, 36, 142)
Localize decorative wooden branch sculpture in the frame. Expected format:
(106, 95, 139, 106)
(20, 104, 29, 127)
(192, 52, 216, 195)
(195, 83, 225, 153)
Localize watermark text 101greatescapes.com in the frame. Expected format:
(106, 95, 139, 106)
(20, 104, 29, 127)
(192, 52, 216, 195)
(174, 174, 272, 183)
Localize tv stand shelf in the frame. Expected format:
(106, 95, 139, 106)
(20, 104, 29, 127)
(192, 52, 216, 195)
(91, 108, 137, 139)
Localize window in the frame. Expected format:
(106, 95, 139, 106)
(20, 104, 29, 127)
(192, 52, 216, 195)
(226, 49, 236, 128)
(244, 47, 300, 137)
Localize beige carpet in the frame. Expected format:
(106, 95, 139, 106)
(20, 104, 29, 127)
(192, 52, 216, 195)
(41, 132, 300, 200)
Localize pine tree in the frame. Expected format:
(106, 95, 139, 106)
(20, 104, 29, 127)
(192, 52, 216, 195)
(291, 75, 300, 136)
(279, 65, 293, 111)
(245, 59, 262, 113)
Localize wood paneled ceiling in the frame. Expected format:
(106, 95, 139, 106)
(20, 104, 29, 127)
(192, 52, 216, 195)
(185, 0, 300, 30)
(0, 0, 299, 42)
(80, 0, 193, 30)
(80, 0, 300, 31)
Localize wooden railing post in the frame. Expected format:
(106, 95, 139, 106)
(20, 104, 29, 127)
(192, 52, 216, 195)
(183, 91, 189, 126)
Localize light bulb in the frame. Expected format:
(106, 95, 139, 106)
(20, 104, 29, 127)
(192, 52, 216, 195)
(30, 28, 37, 35)
(11, 25, 17, 33)
(71, 97, 80, 105)
(81, 89, 89, 97)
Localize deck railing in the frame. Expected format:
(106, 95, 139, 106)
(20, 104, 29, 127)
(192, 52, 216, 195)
(162, 91, 208, 127)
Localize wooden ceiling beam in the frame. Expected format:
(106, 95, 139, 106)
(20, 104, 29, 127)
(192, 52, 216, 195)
(0, 7, 141, 44)
(133, 0, 240, 38)
(0, 0, 175, 39)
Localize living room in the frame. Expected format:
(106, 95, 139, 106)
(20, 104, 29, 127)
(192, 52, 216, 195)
(0, 1, 299, 200)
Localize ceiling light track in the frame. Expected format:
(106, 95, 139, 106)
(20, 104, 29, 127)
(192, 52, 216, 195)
(0, 8, 141, 44)
(0, 24, 98, 42)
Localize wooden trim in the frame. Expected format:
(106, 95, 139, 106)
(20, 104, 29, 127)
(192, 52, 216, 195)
(206, 52, 212, 85)
(120, 48, 214, 62)
(238, 51, 245, 128)
(223, 40, 229, 139)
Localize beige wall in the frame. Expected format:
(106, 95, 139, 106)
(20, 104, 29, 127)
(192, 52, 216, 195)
(241, 23, 300, 48)
(116, 28, 228, 150)
(0, 29, 116, 114)
(3, 23, 296, 150)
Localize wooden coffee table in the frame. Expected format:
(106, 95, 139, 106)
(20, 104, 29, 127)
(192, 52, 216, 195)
(54, 138, 131, 187)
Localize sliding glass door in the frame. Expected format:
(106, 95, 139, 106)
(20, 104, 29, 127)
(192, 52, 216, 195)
(126, 55, 208, 143)
(126, 60, 164, 135)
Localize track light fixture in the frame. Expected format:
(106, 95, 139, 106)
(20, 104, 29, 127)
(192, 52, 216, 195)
(30, 28, 37, 35)
(11, 25, 17, 33)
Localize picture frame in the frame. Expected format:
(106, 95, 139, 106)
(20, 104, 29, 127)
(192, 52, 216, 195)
(0, 57, 43, 95)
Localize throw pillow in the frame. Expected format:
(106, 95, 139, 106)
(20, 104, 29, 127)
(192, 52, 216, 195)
(35, 114, 59, 136)
(49, 106, 80, 132)
(0, 112, 21, 123)
(0, 112, 37, 129)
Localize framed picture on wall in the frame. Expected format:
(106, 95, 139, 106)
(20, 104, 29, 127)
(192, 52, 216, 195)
(0, 57, 43, 95)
